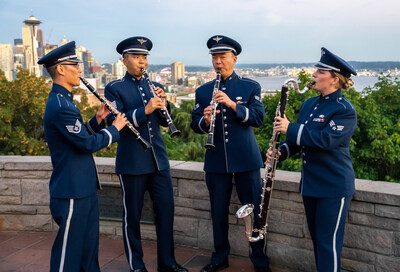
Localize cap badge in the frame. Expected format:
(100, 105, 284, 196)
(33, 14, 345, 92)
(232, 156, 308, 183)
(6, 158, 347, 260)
(137, 38, 147, 44)
(321, 49, 325, 56)
(213, 36, 223, 43)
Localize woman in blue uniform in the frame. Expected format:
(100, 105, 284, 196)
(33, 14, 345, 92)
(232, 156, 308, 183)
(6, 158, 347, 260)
(269, 47, 357, 271)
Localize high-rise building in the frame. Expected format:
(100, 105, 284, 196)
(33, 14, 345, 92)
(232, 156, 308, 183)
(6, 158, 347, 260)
(36, 29, 45, 59)
(171, 62, 185, 85)
(14, 39, 23, 45)
(76, 45, 93, 77)
(0, 43, 13, 81)
(113, 59, 126, 77)
(22, 13, 42, 77)
(13, 39, 25, 71)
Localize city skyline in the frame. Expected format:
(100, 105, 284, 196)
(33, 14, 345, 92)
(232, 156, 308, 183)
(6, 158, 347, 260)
(1, 0, 400, 66)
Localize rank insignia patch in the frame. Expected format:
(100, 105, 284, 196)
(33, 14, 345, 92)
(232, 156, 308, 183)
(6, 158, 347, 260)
(66, 119, 82, 134)
(312, 118, 325, 122)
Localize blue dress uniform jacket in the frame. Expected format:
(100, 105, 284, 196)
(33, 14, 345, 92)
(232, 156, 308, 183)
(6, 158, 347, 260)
(44, 83, 120, 199)
(191, 72, 264, 173)
(105, 72, 171, 175)
(279, 89, 357, 197)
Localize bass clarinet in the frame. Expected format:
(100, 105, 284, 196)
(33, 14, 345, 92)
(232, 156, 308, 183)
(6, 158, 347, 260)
(141, 69, 181, 138)
(236, 79, 314, 242)
(80, 77, 152, 150)
(204, 69, 221, 150)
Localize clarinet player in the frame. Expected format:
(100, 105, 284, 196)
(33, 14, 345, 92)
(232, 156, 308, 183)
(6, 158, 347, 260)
(39, 41, 128, 271)
(191, 35, 271, 272)
(104, 36, 187, 272)
(268, 47, 357, 271)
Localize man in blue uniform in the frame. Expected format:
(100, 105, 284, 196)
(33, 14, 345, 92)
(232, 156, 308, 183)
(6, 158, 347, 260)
(39, 41, 128, 272)
(191, 35, 271, 272)
(271, 47, 358, 271)
(104, 36, 188, 272)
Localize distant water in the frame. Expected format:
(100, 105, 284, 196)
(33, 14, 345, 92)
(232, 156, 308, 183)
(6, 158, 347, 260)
(251, 76, 379, 92)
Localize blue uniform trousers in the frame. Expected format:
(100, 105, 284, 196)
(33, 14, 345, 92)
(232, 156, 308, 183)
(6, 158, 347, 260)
(303, 195, 352, 272)
(50, 194, 99, 272)
(206, 169, 270, 267)
(119, 169, 175, 270)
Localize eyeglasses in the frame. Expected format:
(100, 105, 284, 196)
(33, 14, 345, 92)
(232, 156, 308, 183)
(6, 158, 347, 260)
(61, 63, 79, 67)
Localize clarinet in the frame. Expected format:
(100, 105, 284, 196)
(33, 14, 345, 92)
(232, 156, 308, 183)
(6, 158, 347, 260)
(204, 69, 221, 150)
(236, 79, 314, 242)
(80, 77, 152, 150)
(141, 69, 181, 138)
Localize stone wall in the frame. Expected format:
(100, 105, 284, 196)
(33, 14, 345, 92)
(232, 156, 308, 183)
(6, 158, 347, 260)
(1, 156, 399, 271)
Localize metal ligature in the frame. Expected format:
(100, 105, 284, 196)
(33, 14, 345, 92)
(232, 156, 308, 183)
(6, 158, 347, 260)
(80, 77, 152, 150)
(236, 79, 314, 242)
(141, 69, 181, 138)
(204, 69, 221, 150)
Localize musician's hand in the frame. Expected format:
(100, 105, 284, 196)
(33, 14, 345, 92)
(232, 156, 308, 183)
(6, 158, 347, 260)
(154, 87, 168, 107)
(204, 105, 220, 126)
(96, 104, 111, 124)
(264, 148, 281, 165)
(274, 115, 290, 133)
(145, 97, 165, 115)
(112, 113, 128, 131)
(214, 91, 236, 112)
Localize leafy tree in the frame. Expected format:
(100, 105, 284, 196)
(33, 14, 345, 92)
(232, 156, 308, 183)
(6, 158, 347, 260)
(0, 68, 49, 155)
(162, 100, 206, 161)
(350, 75, 400, 182)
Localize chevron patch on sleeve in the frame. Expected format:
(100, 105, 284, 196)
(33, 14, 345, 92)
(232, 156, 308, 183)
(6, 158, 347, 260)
(66, 119, 82, 134)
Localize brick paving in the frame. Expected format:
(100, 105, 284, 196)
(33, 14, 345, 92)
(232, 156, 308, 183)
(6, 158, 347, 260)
(0, 231, 290, 272)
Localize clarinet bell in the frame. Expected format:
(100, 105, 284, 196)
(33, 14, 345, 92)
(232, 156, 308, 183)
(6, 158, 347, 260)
(204, 143, 215, 150)
(169, 124, 181, 138)
(204, 133, 215, 150)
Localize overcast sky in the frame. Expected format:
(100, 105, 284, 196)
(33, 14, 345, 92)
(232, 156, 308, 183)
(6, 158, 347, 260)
(1, 0, 399, 65)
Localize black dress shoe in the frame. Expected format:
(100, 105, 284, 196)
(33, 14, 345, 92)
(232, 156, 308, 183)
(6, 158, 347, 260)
(254, 266, 272, 272)
(131, 269, 147, 272)
(158, 263, 188, 272)
(200, 262, 229, 272)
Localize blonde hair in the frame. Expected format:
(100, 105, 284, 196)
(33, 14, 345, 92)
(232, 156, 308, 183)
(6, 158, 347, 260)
(330, 71, 354, 90)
